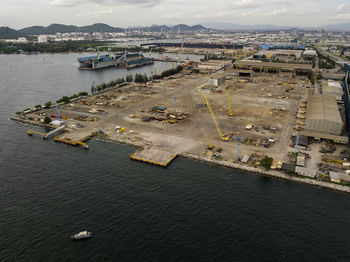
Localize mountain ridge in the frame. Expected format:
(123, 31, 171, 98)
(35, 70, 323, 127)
(1, 21, 350, 39)
(201, 21, 350, 32)
(16, 23, 206, 35)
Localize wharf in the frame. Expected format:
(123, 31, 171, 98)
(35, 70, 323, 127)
(130, 146, 177, 167)
(153, 59, 184, 63)
(27, 125, 65, 139)
(54, 129, 94, 149)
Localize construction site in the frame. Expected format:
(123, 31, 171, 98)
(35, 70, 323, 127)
(12, 50, 350, 192)
(14, 66, 311, 161)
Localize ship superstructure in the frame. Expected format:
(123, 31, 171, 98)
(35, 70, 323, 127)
(77, 51, 154, 70)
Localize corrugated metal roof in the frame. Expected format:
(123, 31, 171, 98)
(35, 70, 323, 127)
(233, 60, 313, 70)
(322, 81, 344, 99)
(306, 94, 343, 124)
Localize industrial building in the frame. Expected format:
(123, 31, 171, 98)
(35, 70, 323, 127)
(233, 60, 313, 74)
(209, 72, 226, 87)
(253, 50, 303, 62)
(149, 42, 244, 49)
(321, 81, 344, 101)
(302, 49, 317, 60)
(295, 167, 318, 178)
(198, 60, 230, 71)
(305, 94, 343, 135)
(330, 171, 350, 184)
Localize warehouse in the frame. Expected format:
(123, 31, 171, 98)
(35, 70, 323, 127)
(321, 81, 344, 101)
(302, 49, 317, 60)
(209, 72, 226, 87)
(305, 94, 343, 135)
(233, 60, 313, 74)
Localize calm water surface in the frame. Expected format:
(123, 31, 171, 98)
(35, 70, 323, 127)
(0, 53, 349, 262)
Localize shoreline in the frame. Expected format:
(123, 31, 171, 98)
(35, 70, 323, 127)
(11, 116, 350, 194)
(11, 104, 350, 195)
(93, 133, 350, 194)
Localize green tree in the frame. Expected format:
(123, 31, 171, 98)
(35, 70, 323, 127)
(78, 91, 88, 96)
(44, 101, 52, 109)
(56, 96, 70, 104)
(260, 156, 273, 170)
(307, 71, 315, 85)
(126, 74, 133, 82)
(44, 116, 52, 124)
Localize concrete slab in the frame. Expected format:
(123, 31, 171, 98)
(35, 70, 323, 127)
(130, 147, 177, 167)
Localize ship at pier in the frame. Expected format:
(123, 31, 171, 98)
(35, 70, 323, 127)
(77, 50, 154, 70)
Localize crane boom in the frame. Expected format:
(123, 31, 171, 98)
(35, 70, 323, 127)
(203, 94, 229, 141)
(227, 85, 233, 116)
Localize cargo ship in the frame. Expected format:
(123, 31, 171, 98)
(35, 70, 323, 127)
(77, 51, 154, 70)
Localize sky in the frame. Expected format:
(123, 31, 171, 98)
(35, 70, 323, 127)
(1, 0, 350, 29)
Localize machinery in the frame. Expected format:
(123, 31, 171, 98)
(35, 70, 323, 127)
(206, 140, 214, 150)
(227, 85, 233, 116)
(203, 94, 229, 141)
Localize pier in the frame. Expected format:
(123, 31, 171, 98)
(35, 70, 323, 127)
(130, 146, 177, 167)
(27, 125, 65, 139)
(54, 129, 94, 149)
(153, 59, 184, 63)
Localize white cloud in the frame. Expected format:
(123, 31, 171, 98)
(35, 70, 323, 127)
(160, 13, 184, 19)
(50, 0, 163, 7)
(263, 7, 288, 16)
(336, 4, 344, 12)
(232, 0, 257, 9)
(76, 9, 114, 17)
(332, 12, 350, 19)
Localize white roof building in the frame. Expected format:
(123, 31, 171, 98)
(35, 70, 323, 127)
(322, 81, 344, 101)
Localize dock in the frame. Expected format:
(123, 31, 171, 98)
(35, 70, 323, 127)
(27, 125, 65, 139)
(130, 146, 177, 167)
(54, 129, 94, 149)
(153, 59, 184, 63)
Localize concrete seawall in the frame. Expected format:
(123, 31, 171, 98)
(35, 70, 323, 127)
(11, 116, 350, 194)
(99, 135, 350, 194)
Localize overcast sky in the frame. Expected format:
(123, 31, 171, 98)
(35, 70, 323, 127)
(1, 0, 350, 29)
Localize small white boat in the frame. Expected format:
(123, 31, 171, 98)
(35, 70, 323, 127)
(71, 231, 92, 240)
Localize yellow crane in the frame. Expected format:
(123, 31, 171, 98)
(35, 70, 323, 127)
(227, 85, 233, 116)
(203, 94, 229, 141)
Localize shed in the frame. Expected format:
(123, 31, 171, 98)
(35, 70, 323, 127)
(295, 167, 318, 178)
(321, 81, 344, 101)
(293, 135, 309, 147)
(305, 93, 343, 135)
(282, 163, 296, 173)
(242, 155, 250, 163)
(330, 172, 350, 184)
(296, 154, 306, 167)
(209, 72, 226, 87)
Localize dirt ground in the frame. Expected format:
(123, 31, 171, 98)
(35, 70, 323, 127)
(27, 69, 308, 163)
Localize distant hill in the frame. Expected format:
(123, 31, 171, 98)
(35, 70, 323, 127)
(321, 22, 350, 32)
(6, 22, 350, 37)
(79, 23, 124, 33)
(0, 26, 24, 39)
(201, 22, 294, 31)
(19, 23, 124, 35)
(132, 24, 206, 32)
(201, 21, 350, 32)
(17, 23, 205, 35)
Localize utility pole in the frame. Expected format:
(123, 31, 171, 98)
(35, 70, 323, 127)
(236, 136, 242, 161)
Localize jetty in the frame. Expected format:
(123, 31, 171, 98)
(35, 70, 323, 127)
(27, 125, 65, 139)
(130, 146, 177, 167)
(54, 129, 94, 149)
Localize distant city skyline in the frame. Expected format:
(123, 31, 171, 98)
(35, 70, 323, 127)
(1, 0, 350, 29)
